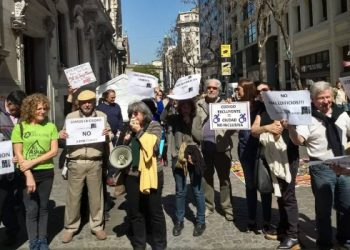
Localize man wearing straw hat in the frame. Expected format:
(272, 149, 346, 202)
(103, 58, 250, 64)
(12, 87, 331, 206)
(59, 90, 112, 243)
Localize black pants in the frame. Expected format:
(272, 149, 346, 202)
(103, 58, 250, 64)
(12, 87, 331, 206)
(22, 175, 53, 240)
(276, 161, 299, 239)
(0, 175, 20, 236)
(125, 171, 166, 250)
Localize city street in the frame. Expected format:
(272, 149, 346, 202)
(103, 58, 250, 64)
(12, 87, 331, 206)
(1, 145, 335, 250)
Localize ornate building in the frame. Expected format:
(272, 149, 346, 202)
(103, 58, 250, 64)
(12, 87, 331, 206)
(0, 0, 126, 127)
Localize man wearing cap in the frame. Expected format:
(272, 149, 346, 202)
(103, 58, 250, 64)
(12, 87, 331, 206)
(59, 90, 112, 243)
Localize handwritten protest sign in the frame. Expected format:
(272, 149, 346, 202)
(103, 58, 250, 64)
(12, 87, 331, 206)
(262, 90, 312, 125)
(66, 117, 105, 146)
(339, 76, 350, 99)
(0, 141, 14, 175)
(209, 102, 250, 130)
(127, 72, 158, 97)
(167, 74, 201, 100)
(64, 62, 96, 89)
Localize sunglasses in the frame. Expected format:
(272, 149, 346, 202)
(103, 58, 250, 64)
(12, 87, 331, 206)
(257, 88, 269, 94)
(207, 86, 218, 90)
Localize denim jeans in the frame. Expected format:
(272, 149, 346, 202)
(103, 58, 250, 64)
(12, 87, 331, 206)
(240, 157, 272, 224)
(309, 164, 350, 245)
(172, 157, 205, 225)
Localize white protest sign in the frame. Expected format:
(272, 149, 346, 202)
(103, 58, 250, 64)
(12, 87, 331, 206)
(66, 117, 105, 146)
(64, 62, 96, 89)
(262, 90, 312, 125)
(209, 102, 251, 130)
(309, 155, 350, 169)
(167, 74, 201, 100)
(0, 141, 14, 175)
(339, 76, 350, 99)
(127, 72, 158, 97)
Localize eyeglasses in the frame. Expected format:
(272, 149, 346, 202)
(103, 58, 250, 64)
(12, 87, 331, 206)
(207, 86, 218, 90)
(128, 111, 140, 118)
(257, 88, 269, 94)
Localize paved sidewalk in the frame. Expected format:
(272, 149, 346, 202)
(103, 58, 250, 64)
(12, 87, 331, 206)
(0, 149, 335, 250)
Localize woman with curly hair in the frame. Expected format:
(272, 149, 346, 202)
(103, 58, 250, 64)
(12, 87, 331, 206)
(11, 93, 58, 250)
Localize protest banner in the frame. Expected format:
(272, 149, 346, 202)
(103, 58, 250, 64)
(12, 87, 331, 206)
(167, 74, 201, 100)
(66, 117, 105, 146)
(209, 102, 250, 130)
(0, 141, 14, 175)
(127, 72, 159, 97)
(339, 76, 350, 99)
(64, 62, 96, 89)
(262, 90, 312, 125)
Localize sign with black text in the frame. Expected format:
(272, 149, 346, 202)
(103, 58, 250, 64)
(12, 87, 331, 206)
(262, 90, 312, 125)
(127, 72, 158, 97)
(64, 62, 96, 89)
(209, 102, 250, 130)
(0, 141, 14, 175)
(66, 117, 105, 145)
(339, 76, 350, 99)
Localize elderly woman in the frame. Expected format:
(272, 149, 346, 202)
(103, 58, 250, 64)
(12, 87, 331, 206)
(288, 81, 350, 250)
(11, 94, 58, 250)
(161, 99, 206, 237)
(123, 101, 167, 250)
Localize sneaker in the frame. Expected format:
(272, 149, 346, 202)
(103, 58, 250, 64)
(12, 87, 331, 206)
(205, 209, 214, 217)
(29, 238, 38, 250)
(193, 223, 206, 237)
(172, 222, 184, 236)
(276, 237, 300, 250)
(62, 231, 74, 243)
(37, 238, 49, 250)
(92, 230, 107, 240)
(263, 224, 278, 240)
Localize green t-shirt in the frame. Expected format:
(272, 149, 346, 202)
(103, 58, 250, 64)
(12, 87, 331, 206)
(11, 121, 59, 171)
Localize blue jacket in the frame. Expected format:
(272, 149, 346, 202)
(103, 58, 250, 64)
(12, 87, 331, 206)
(96, 102, 123, 134)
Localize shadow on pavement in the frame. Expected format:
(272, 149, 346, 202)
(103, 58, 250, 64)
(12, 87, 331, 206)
(47, 200, 65, 243)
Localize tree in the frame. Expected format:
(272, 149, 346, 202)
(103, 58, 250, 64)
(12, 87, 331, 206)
(133, 64, 160, 82)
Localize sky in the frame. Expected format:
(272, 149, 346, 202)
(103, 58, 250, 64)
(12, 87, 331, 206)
(121, 0, 195, 64)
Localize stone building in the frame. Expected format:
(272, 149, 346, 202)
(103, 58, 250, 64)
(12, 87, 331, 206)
(0, 0, 126, 128)
(198, 0, 350, 90)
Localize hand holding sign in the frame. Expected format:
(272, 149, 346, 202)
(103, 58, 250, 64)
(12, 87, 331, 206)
(262, 90, 312, 125)
(167, 74, 201, 100)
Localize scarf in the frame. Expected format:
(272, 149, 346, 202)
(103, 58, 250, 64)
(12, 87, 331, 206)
(311, 103, 343, 156)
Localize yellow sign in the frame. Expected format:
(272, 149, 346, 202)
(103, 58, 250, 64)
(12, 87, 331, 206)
(221, 44, 231, 58)
(221, 62, 231, 76)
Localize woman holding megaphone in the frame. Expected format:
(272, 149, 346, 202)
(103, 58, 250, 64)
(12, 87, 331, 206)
(121, 101, 167, 250)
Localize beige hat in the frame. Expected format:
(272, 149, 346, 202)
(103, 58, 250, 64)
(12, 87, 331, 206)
(77, 90, 96, 101)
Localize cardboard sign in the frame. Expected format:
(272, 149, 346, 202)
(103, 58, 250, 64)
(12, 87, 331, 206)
(339, 76, 350, 99)
(0, 141, 14, 175)
(127, 72, 158, 97)
(262, 90, 312, 125)
(64, 62, 96, 89)
(209, 102, 250, 130)
(66, 117, 105, 145)
(167, 74, 201, 100)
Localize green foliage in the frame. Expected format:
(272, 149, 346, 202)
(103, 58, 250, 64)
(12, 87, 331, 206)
(133, 65, 160, 82)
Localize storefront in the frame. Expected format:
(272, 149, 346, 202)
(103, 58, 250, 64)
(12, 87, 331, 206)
(299, 50, 330, 85)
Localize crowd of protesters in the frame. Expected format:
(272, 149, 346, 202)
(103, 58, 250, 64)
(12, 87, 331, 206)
(0, 77, 350, 250)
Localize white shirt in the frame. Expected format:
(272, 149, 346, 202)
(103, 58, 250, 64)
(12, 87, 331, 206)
(296, 112, 350, 161)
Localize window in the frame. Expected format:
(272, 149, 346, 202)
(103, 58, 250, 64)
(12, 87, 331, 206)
(321, 0, 327, 21)
(76, 29, 84, 64)
(285, 13, 289, 35)
(308, 0, 313, 27)
(341, 0, 348, 13)
(297, 6, 301, 32)
(57, 14, 68, 67)
(244, 21, 256, 45)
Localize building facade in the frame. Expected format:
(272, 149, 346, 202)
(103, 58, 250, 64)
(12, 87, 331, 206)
(198, 0, 350, 90)
(0, 0, 125, 128)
